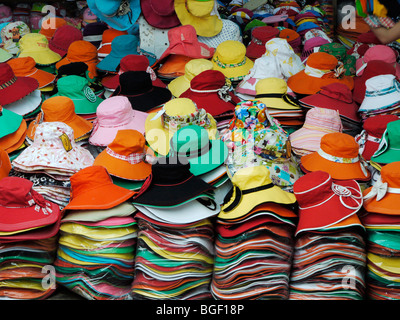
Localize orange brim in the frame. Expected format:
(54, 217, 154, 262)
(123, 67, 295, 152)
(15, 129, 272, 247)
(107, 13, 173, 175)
(56, 58, 98, 80)
(0, 120, 27, 153)
(0, 149, 11, 179)
(363, 187, 399, 215)
(32, 69, 56, 88)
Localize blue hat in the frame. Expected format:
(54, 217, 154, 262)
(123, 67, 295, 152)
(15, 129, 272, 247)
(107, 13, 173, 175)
(96, 34, 157, 72)
(87, 0, 141, 31)
(296, 22, 321, 33)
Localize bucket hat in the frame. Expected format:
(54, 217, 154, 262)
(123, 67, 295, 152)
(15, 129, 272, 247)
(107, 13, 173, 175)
(140, 0, 180, 29)
(1, 21, 30, 55)
(96, 34, 157, 72)
(371, 120, 400, 165)
(3, 88, 42, 118)
(48, 25, 83, 58)
(18, 33, 62, 66)
(246, 26, 280, 59)
(356, 45, 400, 78)
(279, 28, 301, 54)
(0, 148, 10, 179)
(7, 56, 56, 89)
(64, 165, 136, 211)
(0, 120, 27, 154)
(174, 0, 223, 37)
(39, 17, 67, 40)
(300, 36, 330, 62)
(26, 96, 93, 143)
(197, 18, 242, 50)
(93, 129, 153, 181)
(293, 170, 363, 236)
(169, 125, 228, 176)
(363, 162, 400, 215)
(319, 42, 356, 76)
(145, 98, 217, 156)
(12, 122, 94, 174)
(212, 40, 254, 83)
(0, 106, 23, 141)
(168, 58, 213, 98)
(89, 96, 148, 147)
(51, 75, 103, 115)
(301, 132, 371, 181)
(82, 22, 109, 49)
(112, 71, 172, 112)
(97, 28, 128, 60)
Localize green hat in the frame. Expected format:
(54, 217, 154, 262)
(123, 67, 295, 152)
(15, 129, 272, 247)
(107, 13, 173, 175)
(51, 75, 103, 115)
(0, 107, 23, 139)
(0, 48, 12, 63)
(169, 125, 228, 176)
(319, 42, 356, 76)
(371, 120, 400, 164)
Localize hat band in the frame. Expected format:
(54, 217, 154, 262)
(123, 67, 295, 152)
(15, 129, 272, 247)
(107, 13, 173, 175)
(365, 79, 400, 98)
(106, 147, 152, 165)
(317, 148, 359, 164)
(213, 55, 247, 69)
(364, 178, 400, 202)
(303, 123, 342, 134)
(190, 85, 233, 103)
(83, 35, 103, 42)
(251, 38, 263, 46)
(174, 141, 212, 159)
(304, 65, 331, 78)
(255, 93, 299, 106)
(0, 76, 17, 90)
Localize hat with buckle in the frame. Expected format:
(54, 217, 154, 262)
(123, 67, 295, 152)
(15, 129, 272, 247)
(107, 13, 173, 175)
(246, 26, 280, 60)
(140, 0, 180, 29)
(1, 21, 30, 55)
(371, 120, 400, 165)
(18, 33, 62, 66)
(0, 148, 10, 179)
(48, 24, 83, 58)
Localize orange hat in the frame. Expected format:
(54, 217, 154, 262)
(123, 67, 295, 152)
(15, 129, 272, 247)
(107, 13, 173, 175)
(97, 28, 128, 59)
(64, 165, 136, 211)
(56, 40, 99, 79)
(0, 119, 27, 154)
(26, 96, 93, 142)
(363, 162, 400, 215)
(158, 55, 194, 80)
(93, 129, 153, 181)
(39, 17, 68, 40)
(300, 132, 371, 181)
(287, 52, 354, 95)
(0, 148, 11, 180)
(7, 56, 56, 89)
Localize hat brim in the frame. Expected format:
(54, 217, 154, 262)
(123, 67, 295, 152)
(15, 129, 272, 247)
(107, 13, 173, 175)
(255, 96, 301, 110)
(0, 77, 39, 106)
(167, 75, 191, 98)
(212, 57, 254, 82)
(30, 69, 56, 89)
(363, 186, 400, 215)
(96, 53, 123, 72)
(362, 140, 380, 161)
(18, 49, 62, 66)
(51, 93, 103, 115)
(0, 120, 27, 153)
(3, 89, 42, 116)
(0, 108, 23, 138)
(371, 148, 400, 164)
(0, 149, 11, 179)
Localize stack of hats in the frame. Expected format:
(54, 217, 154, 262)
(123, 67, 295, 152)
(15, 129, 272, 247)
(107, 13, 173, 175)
(96, 28, 128, 61)
(0, 104, 27, 157)
(212, 166, 297, 299)
(54, 166, 138, 300)
(318, 42, 356, 76)
(362, 162, 400, 299)
(0, 176, 61, 299)
(290, 170, 367, 300)
(370, 120, 400, 169)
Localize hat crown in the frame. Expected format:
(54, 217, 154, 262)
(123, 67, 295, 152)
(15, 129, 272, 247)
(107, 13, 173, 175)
(19, 32, 49, 49)
(119, 71, 152, 95)
(307, 52, 338, 70)
(184, 58, 214, 80)
(97, 96, 135, 126)
(304, 107, 342, 131)
(232, 166, 273, 190)
(252, 26, 279, 41)
(164, 98, 197, 117)
(364, 45, 397, 63)
(111, 35, 139, 54)
(0, 62, 16, 85)
(42, 96, 77, 123)
(151, 160, 193, 185)
(7, 56, 36, 75)
(0, 177, 43, 207)
(363, 115, 399, 136)
(57, 75, 91, 95)
(150, 0, 175, 16)
(190, 69, 226, 90)
(365, 74, 397, 92)
(386, 120, 400, 144)
(168, 25, 197, 45)
(120, 54, 149, 72)
(381, 162, 400, 188)
(101, 28, 127, 43)
(171, 125, 209, 154)
(215, 40, 246, 64)
(320, 132, 359, 158)
(319, 42, 346, 60)
(255, 77, 287, 94)
(319, 83, 353, 103)
(67, 40, 98, 61)
(187, 0, 214, 17)
(51, 24, 82, 44)
(108, 129, 146, 155)
(361, 60, 396, 80)
(33, 121, 75, 150)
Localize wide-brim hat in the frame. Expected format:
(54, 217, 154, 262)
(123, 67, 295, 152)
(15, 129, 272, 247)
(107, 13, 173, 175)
(0, 106, 23, 139)
(3, 89, 42, 117)
(371, 120, 400, 164)
(0, 48, 12, 63)
(140, 0, 181, 29)
(0, 118, 27, 154)
(0, 148, 11, 179)
(48, 24, 83, 58)
(18, 33, 62, 66)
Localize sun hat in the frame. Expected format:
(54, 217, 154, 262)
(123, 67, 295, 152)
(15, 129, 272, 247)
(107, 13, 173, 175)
(140, 0, 180, 29)
(55, 40, 99, 80)
(219, 165, 296, 219)
(96, 34, 157, 72)
(158, 25, 215, 64)
(157, 55, 194, 80)
(97, 28, 128, 60)
(168, 58, 213, 98)
(145, 98, 217, 156)
(211, 40, 254, 83)
(371, 120, 400, 165)
(356, 45, 400, 78)
(279, 28, 301, 54)
(64, 165, 136, 211)
(38, 17, 67, 40)
(293, 170, 363, 236)
(82, 22, 109, 49)
(363, 162, 400, 215)
(300, 132, 371, 181)
(7, 56, 56, 89)
(319, 42, 356, 76)
(17, 33, 62, 66)
(48, 25, 83, 58)
(0, 105, 23, 140)
(112, 71, 172, 112)
(3, 88, 42, 117)
(246, 26, 280, 59)
(51, 75, 103, 115)
(26, 96, 93, 143)
(301, 37, 330, 62)
(1, 21, 30, 55)
(12, 122, 94, 174)
(0, 119, 27, 154)
(89, 96, 148, 147)
(179, 69, 239, 117)
(174, 0, 223, 37)
(197, 18, 242, 49)
(169, 125, 228, 176)
(0, 148, 11, 180)
(287, 52, 354, 95)
(0, 48, 12, 63)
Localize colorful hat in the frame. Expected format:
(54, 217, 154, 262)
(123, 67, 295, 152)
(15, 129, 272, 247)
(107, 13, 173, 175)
(197, 18, 242, 50)
(18, 33, 62, 66)
(0, 5, 12, 24)
(211, 40, 254, 82)
(371, 120, 400, 164)
(300, 36, 330, 62)
(0, 148, 11, 179)
(356, 45, 400, 78)
(7, 56, 56, 89)
(168, 58, 214, 98)
(363, 162, 400, 215)
(89, 96, 148, 147)
(48, 25, 83, 57)
(83, 7, 97, 26)
(319, 42, 356, 76)
(0, 105, 23, 140)
(219, 165, 297, 219)
(294, 170, 363, 236)
(246, 26, 280, 59)
(1, 21, 30, 55)
(97, 28, 128, 59)
(169, 125, 228, 176)
(39, 17, 67, 40)
(52, 75, 103, 115)
(140, 0, 180, 29)
(145, 98, 217, 156)
(0, 48, 12, 63)
(26, 96, 93, 143)
(94, 129, 153, 181)
(82, 22, 109, 48)
(287, 52, 354, 95)
(179, 69, 239, 117)
(279, 28, 301, 53)
(3, 89, 42, 117)
(301, 132, 371, 181)
(174, 0, 223, 37)
(64, 165, 136, 210)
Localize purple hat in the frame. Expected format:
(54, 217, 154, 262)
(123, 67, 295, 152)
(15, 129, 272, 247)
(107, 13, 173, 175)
(82, 22, 109, 49)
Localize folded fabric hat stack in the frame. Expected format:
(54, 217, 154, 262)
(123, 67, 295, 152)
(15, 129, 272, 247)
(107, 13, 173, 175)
(289, 171, 367, 300)
(370, 120, 400, 168)
(54, 166, 138, 300)
(212, 166, 297, 299)
(0, 176, 62, 299)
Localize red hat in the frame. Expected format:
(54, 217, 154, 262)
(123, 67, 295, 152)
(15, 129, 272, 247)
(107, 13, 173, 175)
(180, 69, 240, 117)
(49, 24, 83, 57)
(246, 26, 280, 59)
(293, 170, 364, 236)
(140, 0, 180, 29)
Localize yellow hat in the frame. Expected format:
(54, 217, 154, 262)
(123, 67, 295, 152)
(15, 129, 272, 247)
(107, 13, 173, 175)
(145, 97, 217, 156)
(255, 77, 301, 110)
(18, 33, 62, 66)
(174, 0, 223, 37)
(212, 40, 254, 82)
(219, 165, 297, 219)
(168, 58, 214, 98)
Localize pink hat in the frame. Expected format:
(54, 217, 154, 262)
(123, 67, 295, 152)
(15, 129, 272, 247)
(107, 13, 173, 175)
(89, 96, 149, 147)
(356, 45, 400, 77)
(301, 36, 330, 62)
